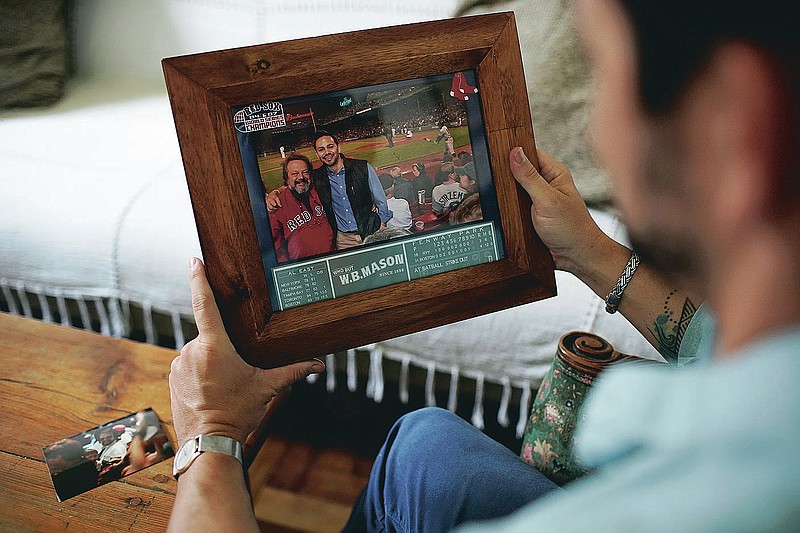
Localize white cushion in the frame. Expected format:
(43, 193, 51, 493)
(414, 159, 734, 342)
(0, 79, 189, 298)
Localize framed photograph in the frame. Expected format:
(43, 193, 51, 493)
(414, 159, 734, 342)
(163, 13, 555, 368)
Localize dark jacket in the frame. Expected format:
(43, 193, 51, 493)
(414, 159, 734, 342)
(412, 172, 434, 200)
(393, 178, 418, 206)
(313, 156, 380, 239)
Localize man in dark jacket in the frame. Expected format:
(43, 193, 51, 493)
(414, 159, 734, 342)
(311, 130, 392, 249)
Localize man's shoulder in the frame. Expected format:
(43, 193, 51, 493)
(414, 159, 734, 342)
(312, 167, 330, 189)
(275, 186, 298, 204)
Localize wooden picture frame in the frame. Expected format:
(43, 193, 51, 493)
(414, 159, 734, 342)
(162, 12, 556, 368)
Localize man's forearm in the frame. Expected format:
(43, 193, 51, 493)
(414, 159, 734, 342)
(572, 234, 701, 363)
(168, 452, 258, 533)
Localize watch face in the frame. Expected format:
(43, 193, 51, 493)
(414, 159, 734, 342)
(174, 439, 197, 472)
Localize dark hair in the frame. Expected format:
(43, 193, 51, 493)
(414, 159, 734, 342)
(378, 172, 394, 193)
(412, 162, 428, 176)
(459, 0, 798, 115)
(434, 163, 455, 186)
(95, 426, 120, 440)
(281, 153, 313, 184)
(619, 0, 800, 190)
(45, 438, 86, 473)
(313, 129, 339, 147)
(456, 0, 798, 189)
(617, 0, 799, 116)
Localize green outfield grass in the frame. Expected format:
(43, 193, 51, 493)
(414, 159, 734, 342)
(258, 126, 470, 191)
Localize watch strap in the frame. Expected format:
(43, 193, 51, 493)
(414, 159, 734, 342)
(173, 434, 243, 479)
(196, 434, 243, 462)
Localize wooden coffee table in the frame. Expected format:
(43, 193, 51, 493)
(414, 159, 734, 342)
(0, 313, 179, 530)
(0, 313, 277, 532)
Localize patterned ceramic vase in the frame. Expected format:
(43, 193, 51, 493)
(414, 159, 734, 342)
(520, 332, 642, 485)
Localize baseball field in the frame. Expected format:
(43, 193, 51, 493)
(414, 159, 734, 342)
(257, 126, 472, 191)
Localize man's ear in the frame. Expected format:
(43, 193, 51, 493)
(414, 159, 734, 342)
(695, 42, 792, 226)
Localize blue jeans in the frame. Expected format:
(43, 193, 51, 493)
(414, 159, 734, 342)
(343, 407, 562, 532)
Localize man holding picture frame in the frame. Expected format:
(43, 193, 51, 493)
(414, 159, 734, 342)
(167, 0, 800, 532)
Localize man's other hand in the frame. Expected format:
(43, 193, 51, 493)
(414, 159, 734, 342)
(169, 258, 324, 447)
(509, 147, 606, 275)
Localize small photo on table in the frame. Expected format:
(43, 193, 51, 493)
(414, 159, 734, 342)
(42, 408, 174, 501)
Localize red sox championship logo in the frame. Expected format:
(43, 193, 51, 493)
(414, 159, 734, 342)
(233, 101, 287, 133)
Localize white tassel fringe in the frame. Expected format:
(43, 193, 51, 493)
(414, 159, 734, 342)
(471, 373, 485, 430)
(447, 365, 459, 412)
(325, 353, 336, 392)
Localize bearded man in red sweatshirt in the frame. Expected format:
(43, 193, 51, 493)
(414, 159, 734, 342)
(268, 154, 334, 263)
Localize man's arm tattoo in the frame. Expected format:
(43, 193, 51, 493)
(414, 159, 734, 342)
(652, 291, 697, 364)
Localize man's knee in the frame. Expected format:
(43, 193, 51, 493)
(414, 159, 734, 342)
(382, 407, 481, 478)
(374, 407, 552, 531)
(387, 407, 461, 448)
(396, 406, 454, 430)
(381, 408, 459, 467)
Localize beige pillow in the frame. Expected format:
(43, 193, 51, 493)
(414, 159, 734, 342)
(455, 0, 612, 206)
(0, 0, 68, 108)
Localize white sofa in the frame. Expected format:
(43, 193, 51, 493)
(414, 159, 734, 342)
(0, 0, 660, 437)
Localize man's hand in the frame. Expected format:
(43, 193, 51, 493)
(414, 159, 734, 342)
(265, 187, 285, 213)
(509, 147, 607, 275)
(169, 258, 324, 447)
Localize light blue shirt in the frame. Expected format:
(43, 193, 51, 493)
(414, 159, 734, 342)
(459, 306, 800, 532)
(326, 162, 392, 232)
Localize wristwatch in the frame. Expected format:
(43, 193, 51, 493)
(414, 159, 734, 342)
(173, 434, 243, 479)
